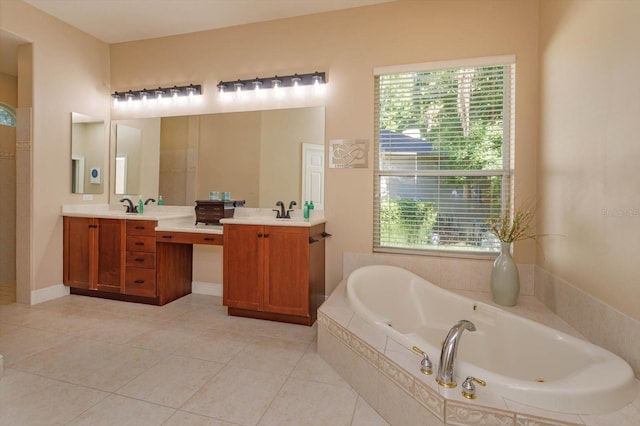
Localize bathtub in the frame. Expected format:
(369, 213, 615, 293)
(345, 265, 637, 415)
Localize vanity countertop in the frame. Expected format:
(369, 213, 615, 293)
(61, 204, 193, 221)
(220, 207, 326, 227)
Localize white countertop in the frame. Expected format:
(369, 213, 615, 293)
(61, 204, 193, 221)
(220, 207, 326, 227)
(61, 205, 327, 230)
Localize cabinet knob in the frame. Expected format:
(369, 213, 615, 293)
(309, 237, 319, 244)
(264, 234, 269, 238)
(258, 233, 263, 238)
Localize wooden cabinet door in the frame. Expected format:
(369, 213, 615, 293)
(95, 218, 124, 293)
(223, 224, 263, 310)
(262, 226, 309, 316)
(63, 216, 93, 289)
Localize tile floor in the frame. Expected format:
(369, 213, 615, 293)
(0, 293, 389, 426)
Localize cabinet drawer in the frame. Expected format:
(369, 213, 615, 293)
(125, 267, 156, 297)
(126, 251, 156, 269)
(127, 235, 156, 253)
(157, 231, 223, 246)
(126, 220, 157, 236)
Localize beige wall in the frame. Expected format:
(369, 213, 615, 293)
(0, 0, 110, 298)
(539, 0, 640, 321)
(111, 0, 540, 293)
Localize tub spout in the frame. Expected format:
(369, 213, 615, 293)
(436, 319, 476, 388)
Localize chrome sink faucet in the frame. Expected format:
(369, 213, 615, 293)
(436, 320, 476, 388)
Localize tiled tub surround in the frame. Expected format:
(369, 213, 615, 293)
(344, 265, 636, 415)
(318, 254, 640, 425)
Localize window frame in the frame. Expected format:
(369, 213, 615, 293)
(373, 56, 516, 257)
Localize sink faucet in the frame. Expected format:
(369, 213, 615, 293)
(287, 201, 297, 218)
(120, 197, 137, 213)
(144, 198, 156, 205)
(273, 201, 286, 219)
(436, 320, 476, 388)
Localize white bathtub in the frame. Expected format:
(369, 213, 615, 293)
(345, 265, 637, 414)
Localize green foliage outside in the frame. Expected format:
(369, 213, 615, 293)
(379, 198, 437, 247)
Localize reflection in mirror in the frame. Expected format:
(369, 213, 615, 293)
(111, 107, 325, 208)
(71, 112, 104, 194)
(114, 124, 142, 195)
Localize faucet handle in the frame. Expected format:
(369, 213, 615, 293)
(272, 209, 282, 219)
(461, 376, 486, 399)
(411, 346, 433, 375)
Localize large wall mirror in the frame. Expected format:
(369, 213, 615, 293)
(110, 107, 325, 209)
(71, 112, 105, 194)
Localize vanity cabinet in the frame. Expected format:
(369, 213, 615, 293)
(123, 220, 157, 298)
(64, 216, 192, 305)
(63, 217, 124, 292)
(223, 223, 326, 326)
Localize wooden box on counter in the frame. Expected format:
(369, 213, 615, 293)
(194, 200, 245, 225)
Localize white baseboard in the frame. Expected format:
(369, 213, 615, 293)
(31, 284, 70, 305)
(192, 281, 222, 297)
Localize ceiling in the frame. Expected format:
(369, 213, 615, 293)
(1, 0, 392, 77)
(22, 0, 393, 44)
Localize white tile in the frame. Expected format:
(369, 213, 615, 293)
(181, 365, 286, 425)
(115, 355, 224, 408)
(12, 337, 168, 392)
(163, 411, 237, 426)
(173, 329, 253, 363)
(290, 347, 350, 388)
(258, 377, 357, 426)
(228, 336, 308, 376)
(351, 396, 390, 426)
(67, 394, 175, 426)
(0, 368, 108, 426)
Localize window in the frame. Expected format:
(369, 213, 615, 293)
(0, 103, 16, 127)
(374, 56, 515, 254)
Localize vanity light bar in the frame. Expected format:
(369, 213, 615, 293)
(217, 71, 326, 93)
(111, 84, 202, 104)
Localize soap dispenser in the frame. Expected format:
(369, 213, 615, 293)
(157, 195, 164, 206)
(138, 197, 144, 214)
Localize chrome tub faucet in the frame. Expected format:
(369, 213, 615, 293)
(436, 319, 476, 388)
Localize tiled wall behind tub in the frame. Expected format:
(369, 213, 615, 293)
(0, 123, 16, 285)
(342, 252, 535, 296)
(535, 266, 640, 379)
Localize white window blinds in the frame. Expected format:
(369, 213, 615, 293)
(374, 59, 515, 254)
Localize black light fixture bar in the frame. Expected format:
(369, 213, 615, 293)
(112, 83, 202, 102)
(217, 71, 326, 92)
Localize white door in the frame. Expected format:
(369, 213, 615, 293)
(302, 143, 324, 210)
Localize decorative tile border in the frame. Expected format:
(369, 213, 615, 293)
(446, 401, 515, 426)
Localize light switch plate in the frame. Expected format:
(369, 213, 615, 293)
(82, 194, 93, 201)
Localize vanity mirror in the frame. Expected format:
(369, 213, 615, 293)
(71, 112, 105, 194)
(110, 107, 325, 209)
